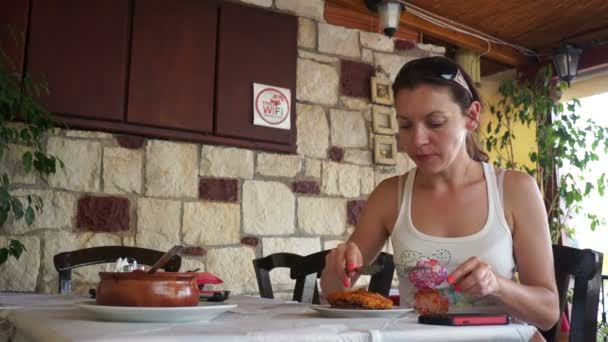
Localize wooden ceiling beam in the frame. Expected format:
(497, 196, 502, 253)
(325, 0, 531, 67)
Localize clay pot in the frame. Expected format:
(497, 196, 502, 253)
(96, 272, 199, 307)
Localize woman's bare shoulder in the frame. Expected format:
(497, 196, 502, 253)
(502, 169, 538, 192)
(370, 172, 410, 199)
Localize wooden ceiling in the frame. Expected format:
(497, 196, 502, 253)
(403, 0, 608, 52)
(325, 0, 608, 74)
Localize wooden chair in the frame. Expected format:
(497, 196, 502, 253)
(252, 252, 304, 301)
(53, 246, 182, 294)
(542, 244, 604, 342)
(253, 250, 396, 304)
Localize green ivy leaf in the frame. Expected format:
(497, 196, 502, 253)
(0, 248, 8, 264)
(22, 151, 33, 173)
(8, 239, 26, 259)
(25, 206, 34, 225)
(0, 208, 7, 225)
(10, 197, 23, 220)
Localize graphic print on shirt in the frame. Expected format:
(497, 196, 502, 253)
(396, 248, 491, 314)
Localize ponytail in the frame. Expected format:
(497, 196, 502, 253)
(466, 132, 488, 162)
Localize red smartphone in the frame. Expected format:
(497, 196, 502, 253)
(418, 313, 511, 326)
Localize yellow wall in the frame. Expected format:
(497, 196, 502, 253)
(562, 71, 608, 101)
(478, 70, 537, 169)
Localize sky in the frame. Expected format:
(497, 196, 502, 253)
(562, 91, 608, 273)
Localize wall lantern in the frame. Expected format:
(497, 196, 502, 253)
(552, 43, 583, 85)
(365, 0, 405, 38)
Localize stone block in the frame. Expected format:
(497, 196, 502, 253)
(298, 197, 346, 236)
(360, 31, 394, 52)
(374, 52, 417, 81)
(296, 103, 329, 159)
(330, 109, 367, 148)
(201, 145, 254, 179)
(0, 236, 40, 292)
(145, 140, 198, 198)
(344, 150, 372, 166)
(298, 50, 339, 64)
(298, 18, 316, 49)
(183, 202, 240, 246)
(318, 23, 360, 58)
(0, 144, 36, 184)
(339, 96, 371, 111)
(136, 198, 181, 251)
(4, 190, 76, 234)
(297, 59, 339, 106)
(206, 247, 258, 294)
(304, 159, 321, 178)
(47, 137, 102, 192)
(322, 161, 361, 198)
(243, 181, 295, 235)
(275, 0, 324, 21)
(257, 153, 302, 178)
(103, 147, 143, 194)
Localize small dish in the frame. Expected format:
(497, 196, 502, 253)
(200, 290, 230, 302)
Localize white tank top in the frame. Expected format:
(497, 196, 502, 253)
(390, 162, 515, 314)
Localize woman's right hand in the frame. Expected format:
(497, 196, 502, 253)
(324, 241, 364, 288)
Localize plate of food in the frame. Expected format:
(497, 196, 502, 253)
(76, 301, 237, 322)
(310, 289, 413, 318)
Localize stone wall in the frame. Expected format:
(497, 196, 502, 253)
(0, 0, 445, 298)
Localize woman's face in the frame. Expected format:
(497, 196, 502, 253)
(395, 84, 473, 172)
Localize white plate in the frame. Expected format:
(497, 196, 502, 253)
(76, 301, 237, 322)
(309, 304, 414, 318)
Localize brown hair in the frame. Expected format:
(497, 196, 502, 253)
(392, 57, 488, 162)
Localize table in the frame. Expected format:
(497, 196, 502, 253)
(0, 293, 536, 342)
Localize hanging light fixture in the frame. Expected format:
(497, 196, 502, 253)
(365, 0, 405, 38)
(552, 43, 583, 85)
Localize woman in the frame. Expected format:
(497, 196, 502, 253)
(320, 57, 559, 333)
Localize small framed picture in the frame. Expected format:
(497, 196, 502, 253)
(371, 77, 394, 105)
(374, 134, 397, 165)
(372, 105, 397, 135)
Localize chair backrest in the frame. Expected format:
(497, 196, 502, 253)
(252, 252, 303, 300)
(289, 250, 395, 304)
(53, 246, 182, 294)
(542, 244, 603, 342)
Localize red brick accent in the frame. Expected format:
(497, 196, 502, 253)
(329, 146, 344, 162)
(240, 236, 259, 247)
(181, 246, 207, 256)
(347, 200, 366, 226)
(395, 39, 417, 50)
(116, 135, 146, 149)
(199, 178, 239, 202)
(340, 60, 375, 98)
(77, 196, 130, 232)
(292, 181, 321, 194)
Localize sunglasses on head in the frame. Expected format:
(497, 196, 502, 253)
(397, 57, 473, 99)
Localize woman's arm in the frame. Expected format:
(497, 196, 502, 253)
(449, 171, 559, 330)
(495, 171, 559, 330)
(320, 177, 398, 295)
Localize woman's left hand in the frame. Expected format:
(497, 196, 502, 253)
(448, 256, 502, 298)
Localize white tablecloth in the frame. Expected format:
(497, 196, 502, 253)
(0, 294, 535, 342)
